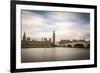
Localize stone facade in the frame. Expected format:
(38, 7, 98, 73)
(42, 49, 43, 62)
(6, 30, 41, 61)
(21, 32, 53, 48)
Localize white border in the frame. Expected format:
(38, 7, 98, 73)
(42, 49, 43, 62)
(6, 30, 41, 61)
(16, 4, 95, 69)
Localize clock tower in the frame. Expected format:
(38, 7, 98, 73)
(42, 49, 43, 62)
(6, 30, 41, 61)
(53, 30, 55, 46)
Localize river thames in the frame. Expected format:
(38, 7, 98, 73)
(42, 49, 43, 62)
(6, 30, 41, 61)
(21, 47, 90, 63)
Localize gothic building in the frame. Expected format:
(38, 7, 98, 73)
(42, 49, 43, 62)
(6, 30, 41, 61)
(52, 30, 55, 46)
(21, 30, 56, 48)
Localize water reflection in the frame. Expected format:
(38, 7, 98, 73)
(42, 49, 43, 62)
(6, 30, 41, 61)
(21, 47, 90, 63)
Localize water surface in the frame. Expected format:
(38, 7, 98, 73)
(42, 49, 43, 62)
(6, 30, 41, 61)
(21, 47, 90, 63)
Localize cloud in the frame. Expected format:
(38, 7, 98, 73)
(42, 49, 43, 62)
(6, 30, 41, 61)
(47, 12, 80, 21)
(22, 10, 90, 42)
(53, 22, 90, 41)
(22, 10, 50, 37)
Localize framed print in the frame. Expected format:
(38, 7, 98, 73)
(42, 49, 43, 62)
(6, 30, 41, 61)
(10, 0, 97, 72)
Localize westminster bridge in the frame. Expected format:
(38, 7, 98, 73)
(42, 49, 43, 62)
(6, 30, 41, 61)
(58, 40, 90, 48)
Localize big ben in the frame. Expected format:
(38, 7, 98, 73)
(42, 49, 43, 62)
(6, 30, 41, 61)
(53, 30, 55, 46)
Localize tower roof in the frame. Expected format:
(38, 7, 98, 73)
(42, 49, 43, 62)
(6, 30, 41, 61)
(24, 32, 26, 36)
(53, 30, 55, 33)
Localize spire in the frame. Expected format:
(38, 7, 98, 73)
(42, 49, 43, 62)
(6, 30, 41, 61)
(53, 30, 55, 33)
(24, 32, 25, 36)
(23, 32, 26, 40)
(53, 30, 55, 46)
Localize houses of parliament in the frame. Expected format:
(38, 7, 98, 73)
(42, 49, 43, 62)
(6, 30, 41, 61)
(21, 30, 55, 48)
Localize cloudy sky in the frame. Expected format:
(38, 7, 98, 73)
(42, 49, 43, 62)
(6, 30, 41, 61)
(21, 10, 90, 42)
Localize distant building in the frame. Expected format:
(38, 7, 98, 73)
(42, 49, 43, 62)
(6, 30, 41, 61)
(59, 40, 71, 44)
(52, 30, 55, 46)
(21, 31, 90, 48)
(21, 30, 55, 48)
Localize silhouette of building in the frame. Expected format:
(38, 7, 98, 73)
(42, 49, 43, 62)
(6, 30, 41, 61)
(23, 32, 26, 40)
(59, 40, 71, 45)
(21, 32, 53, 48)
(21, 31, 90, 48)
(52, 30, 55, 46)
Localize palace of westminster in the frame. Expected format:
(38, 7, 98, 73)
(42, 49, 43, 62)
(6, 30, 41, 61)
(21, 30, 90, 48)
(21, 30, 55, 48)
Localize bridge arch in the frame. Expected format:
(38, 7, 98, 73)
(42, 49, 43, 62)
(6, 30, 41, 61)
(66, 44, 72, 47)
(86, 44, 90, 48)
(73, 44, 84, 48)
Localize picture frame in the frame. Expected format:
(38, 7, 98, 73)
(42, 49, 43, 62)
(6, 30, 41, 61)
(10, 0, 97, 72)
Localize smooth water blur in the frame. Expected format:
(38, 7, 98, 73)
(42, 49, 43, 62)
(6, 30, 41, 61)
(21, 47, 90, 63)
